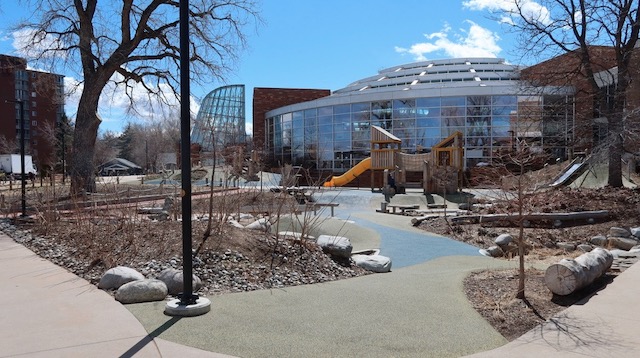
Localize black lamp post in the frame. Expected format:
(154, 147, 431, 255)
(164, 0, 210, 317)
(6, 99, 27, 217)
(178, 0, 196, 307)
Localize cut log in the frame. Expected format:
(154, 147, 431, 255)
(544, 247, 613, 296)
(411, 214, 439, 226)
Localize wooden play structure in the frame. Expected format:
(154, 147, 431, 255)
(324, 125, 464, 194)
(371, 126, 464, 194)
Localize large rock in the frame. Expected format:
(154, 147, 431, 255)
(589, 235, 608, 247)
(245, 218, 271, 231)
(316, 235, 352, 258)
(631, 227, 640, 238)
(115, 279, 168, 304)
(557, 242, 576, 252)
(485, 245, 504, 258)
(98, 266, 145, 290)
(157, 268, 203, 295)
(609, 227, 631, 238)
(351, 254, 392, 273)
(227, 219, 245, 229)
(608, 237, 638, 251)
(577, 244, 594, 252)
(494, 233, 513, 246)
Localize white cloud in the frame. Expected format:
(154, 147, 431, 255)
(395, 21, 502, 61)
(12, 28, 67, 59)
(463, 0, 552, 26)
(63, 73, 200, 131)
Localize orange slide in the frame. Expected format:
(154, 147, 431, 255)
(323, 157, 372, 187)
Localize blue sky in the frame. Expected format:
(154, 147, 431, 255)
(0, 0, 534, 135)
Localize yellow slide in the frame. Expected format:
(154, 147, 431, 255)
(323, 157, 372, 187)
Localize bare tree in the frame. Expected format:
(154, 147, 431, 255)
(498, 0, 639, 187)
(0, 135, 17, 155)
(15, 0, 259, 193)
(94, 130, 119, 169)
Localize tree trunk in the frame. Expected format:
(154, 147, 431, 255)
(544, 248, 613, 296)
(516, 168, 525, 300)
(608, 115, 624, 188)
(70, 89, 102, 194)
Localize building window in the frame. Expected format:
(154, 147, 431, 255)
(31, 92, 36, 98)
(32, 111, 37, 117)
(32, 121, 37, 126)
(32, 101, 36, 107)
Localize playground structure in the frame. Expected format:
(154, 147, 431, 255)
(324, 126, 464, 194)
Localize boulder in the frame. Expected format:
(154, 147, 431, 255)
(316, 235, 352, 258)
(227, 219, 245, 229)
(589, 235, 608, 247)
(608, 237, 638, 251)
(238, 213, 254, 220)
(157, 268, 203, 295)
(495, 233, 513, 246)
(577, 244, 593, 252)
(609, 227, 631, 238)
(98, 266, 145, 290)
(485, 245, 504, 258)
(115, 279, 168, 304)
(245, 218, 271, 231)
(557, 242, 576, 252)
(609, 249, 640, 258)
(631, 227, 640, 238)
(351, 254, 392, 273)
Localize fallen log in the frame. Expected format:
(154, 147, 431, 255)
(449, 210, 609, 226)
(544, 247, 613, 296)
(411, 214, 440, 226)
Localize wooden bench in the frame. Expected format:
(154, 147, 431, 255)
(387, 204, 420, 215)
(307, 202, 339, 217)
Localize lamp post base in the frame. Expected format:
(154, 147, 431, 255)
(164, 297, 211, 317)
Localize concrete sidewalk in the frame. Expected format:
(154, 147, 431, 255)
(466, 260, 640, 357)
(0, 233, 232, 358)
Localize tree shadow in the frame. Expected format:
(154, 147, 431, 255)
(551, 273, 616, 307)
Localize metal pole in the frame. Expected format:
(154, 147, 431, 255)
(19, 100, 26, 217)
(6, 100, 27, 217)
(179, 0, 196, 305)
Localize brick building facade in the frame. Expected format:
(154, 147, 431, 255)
(520, 46, 640, 154)
(252, 87, 330, 150)
(0, 54, 65, 173)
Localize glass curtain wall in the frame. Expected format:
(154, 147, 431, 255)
(191, 85, 245, 153)
(266, 94, 573, 171)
